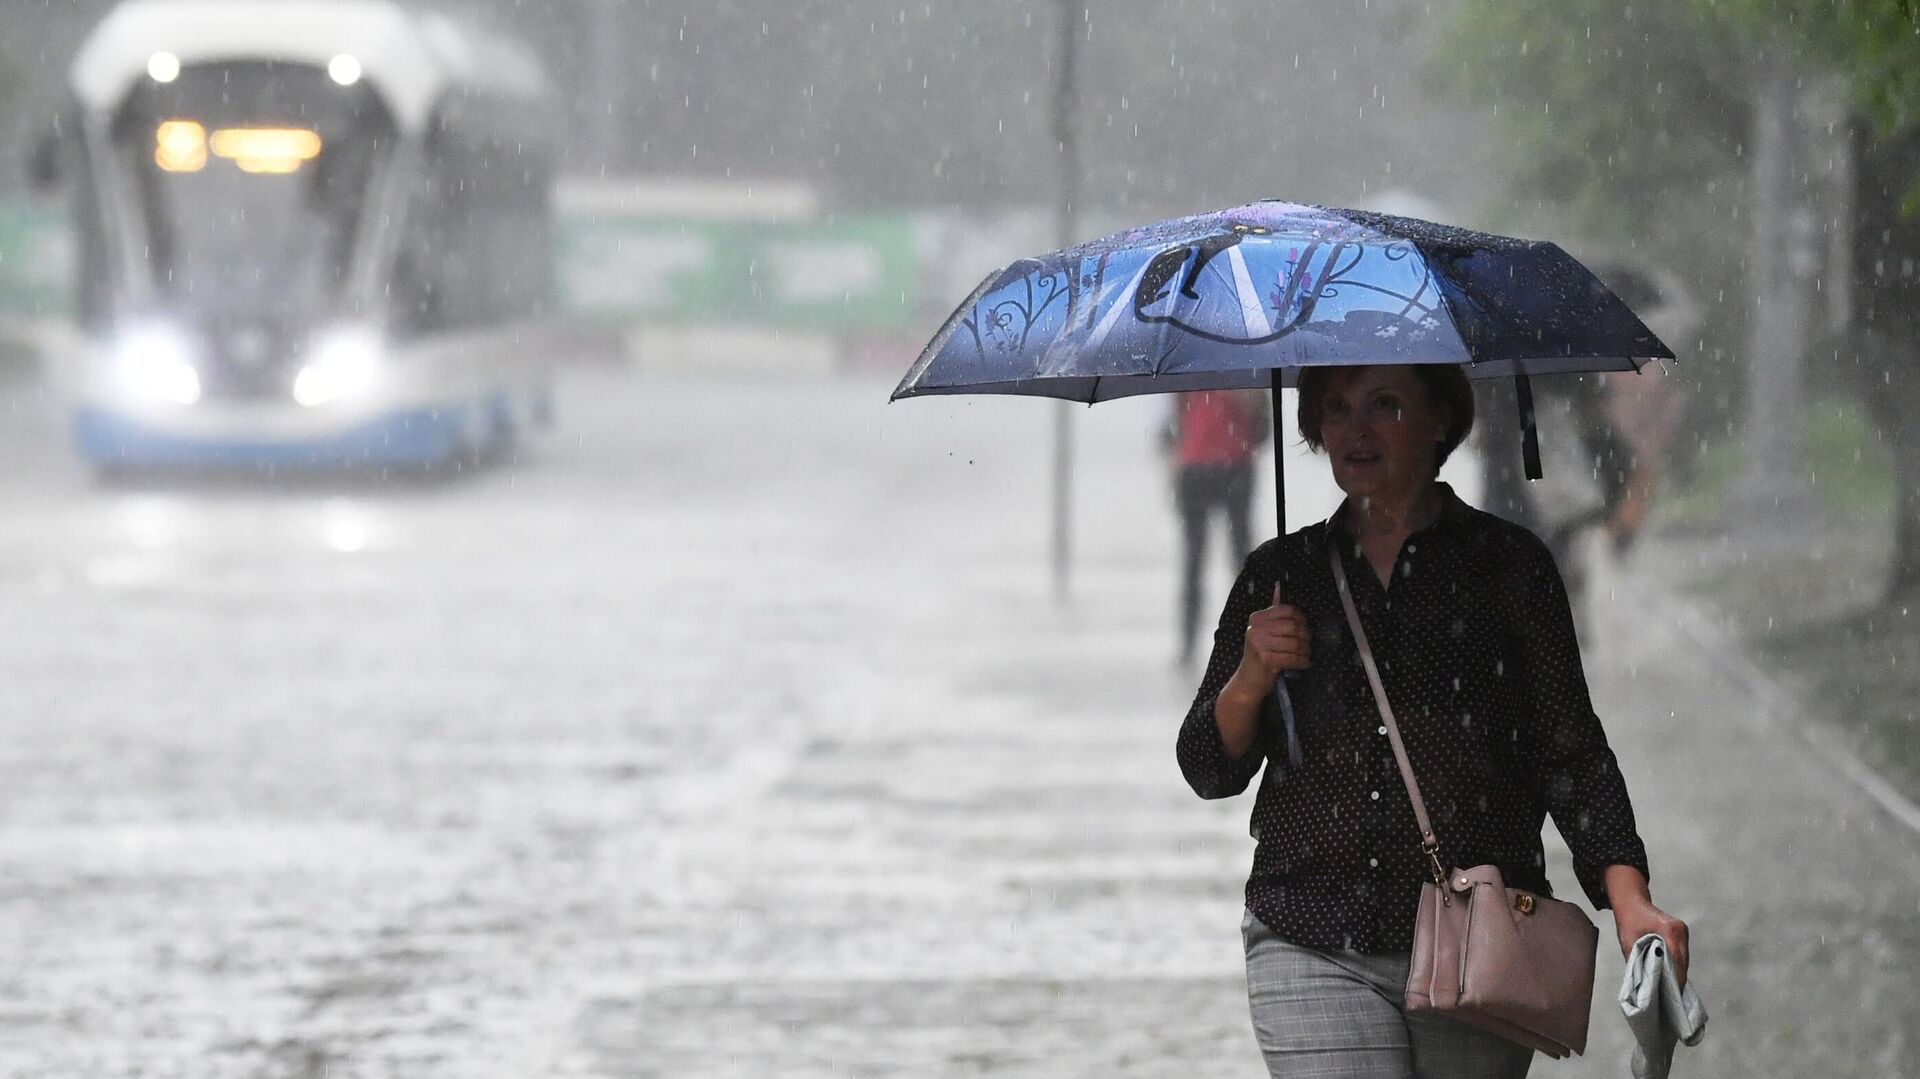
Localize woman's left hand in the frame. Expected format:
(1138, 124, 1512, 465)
(1613, 895, 1689, 987)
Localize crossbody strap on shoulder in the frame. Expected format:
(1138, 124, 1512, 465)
(1327, 544, 1448, 885)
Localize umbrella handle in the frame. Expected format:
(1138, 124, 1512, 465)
(1515, 370, 1543, 481)
(1274, 675, 1303, 768)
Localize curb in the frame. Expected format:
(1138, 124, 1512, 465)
(1662, 588, 1920, 840)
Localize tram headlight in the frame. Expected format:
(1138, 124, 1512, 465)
(328, 54, 363, 86)
(113, 325, 201, 405)
(293, 330, 381, 407)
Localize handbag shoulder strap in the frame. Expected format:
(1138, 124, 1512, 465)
(1328, 544, 1448, 885)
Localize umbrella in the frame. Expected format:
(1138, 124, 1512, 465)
(891, 200, 1674, 761)
(894, 200, 1673, 499)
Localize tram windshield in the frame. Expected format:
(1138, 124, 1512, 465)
(110, 63, 395, 324)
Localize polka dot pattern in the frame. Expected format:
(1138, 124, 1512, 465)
(1175, 485, 1649, 953)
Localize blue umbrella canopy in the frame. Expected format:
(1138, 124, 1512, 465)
(892, 201, 1674, 404)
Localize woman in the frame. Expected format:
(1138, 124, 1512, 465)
(1175, 364, 1688, 1079)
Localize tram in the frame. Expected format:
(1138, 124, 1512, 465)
(37, 0, 560, 473)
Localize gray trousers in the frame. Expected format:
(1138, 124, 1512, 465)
(1242, 910, 1533, 1079)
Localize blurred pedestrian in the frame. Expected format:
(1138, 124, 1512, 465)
(1162, 389, 1269, 669)
(1478, 370, 1681, 633)
(1601, 368, 1683, 553)
(1177, 363, 1688, 1079)
(1479, 376, 1628, 612)
(1477, 260, 1692, 624)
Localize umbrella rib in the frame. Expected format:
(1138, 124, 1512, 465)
(1423, 265, 1476, 362)
(1151, 341, 1180, 378)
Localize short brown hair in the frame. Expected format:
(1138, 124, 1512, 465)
(1295, 364, 1476, 470)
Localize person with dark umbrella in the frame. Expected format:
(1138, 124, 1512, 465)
(894, 199, 1694, 1077)
(1176, 363, 1689, 1078)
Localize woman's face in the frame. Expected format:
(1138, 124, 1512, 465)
(1316, 365, 1452, 504)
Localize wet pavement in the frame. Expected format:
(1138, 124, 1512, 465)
(0, 365, 1914, 1077)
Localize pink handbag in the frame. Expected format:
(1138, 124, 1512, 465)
(1330, 547, 1599, 1059)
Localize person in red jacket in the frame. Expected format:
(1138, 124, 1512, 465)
(1164, 389, 1270, 668)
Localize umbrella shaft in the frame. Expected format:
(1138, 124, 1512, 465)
(1270, 369, 1287, 539)
(1268, 368, 1302, 765)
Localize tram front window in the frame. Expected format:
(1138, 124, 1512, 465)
(112, 63, 394, 329)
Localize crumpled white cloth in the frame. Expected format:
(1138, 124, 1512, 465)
(1618, 932, 1708, 1079)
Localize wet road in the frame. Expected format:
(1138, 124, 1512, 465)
(0, 364, 1914, 1077)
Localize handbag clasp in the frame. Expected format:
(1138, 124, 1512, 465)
(1513, 893, 1537, 915)
(1421, 838, 1446, 886)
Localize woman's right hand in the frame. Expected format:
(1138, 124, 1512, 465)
(1213, 586, 1310, 761)
(1235, 585, 1312, 685)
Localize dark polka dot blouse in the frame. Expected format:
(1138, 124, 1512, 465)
(1176, 485, 1649, 953)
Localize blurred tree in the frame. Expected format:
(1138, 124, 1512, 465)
(1705, 2, 1920, 600)
(1440, 0, 1920, 605)
(1433, 1, 1752, 431)
(1766, 1, 1920, 598)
